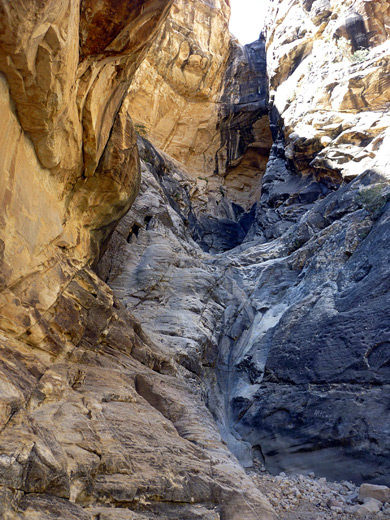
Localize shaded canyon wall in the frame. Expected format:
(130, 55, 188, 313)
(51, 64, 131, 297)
(0, 1, 277, 519)
(101, 0, 390, 488)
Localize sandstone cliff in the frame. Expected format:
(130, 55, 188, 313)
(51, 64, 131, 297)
(126, 0, 272, 214)
(1, 0, 390, 518)
(126, 0, 232, 175)
(0, 1, 278, 519)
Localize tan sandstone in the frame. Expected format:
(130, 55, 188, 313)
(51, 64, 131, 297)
(0, 1, 277, 518)
(265, 0, 390, 182)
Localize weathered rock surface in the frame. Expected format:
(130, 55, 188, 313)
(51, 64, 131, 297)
(126, 0, 272, 214)
(0, 0, 174, 337)
(210, 0, 390, 484)
(0, 269, 275, 519)
(359, 484, 390, 504)
(0, 0, 277, 518)
(2, 0, 390, 516)
(100, 135, 390, 488)
(126, 0, 232, 176)
(265, 0, 390, 183)
(101, 0, 390, 488)
(216, 36, 272, 210)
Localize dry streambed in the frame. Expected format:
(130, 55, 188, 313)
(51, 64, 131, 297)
(250, 463, 390, 520)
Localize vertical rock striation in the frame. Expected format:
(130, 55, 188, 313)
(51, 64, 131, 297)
(0, 0, 277, 518)
(216, 35, 272, 210)
(211, 0, 390, 485)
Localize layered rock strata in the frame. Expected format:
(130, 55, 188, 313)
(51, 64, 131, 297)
(126, 0, 272, 217)
(0, 0, 276, 518)
(213, 0, 390, 484)
(101, 0, 390, 488)
(1, 0, 390, 518)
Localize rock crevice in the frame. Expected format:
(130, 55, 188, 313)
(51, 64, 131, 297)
(1, 0, 390, 518)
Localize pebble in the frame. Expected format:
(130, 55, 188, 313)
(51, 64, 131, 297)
(248, 462, 390, 520)
(327, 498, 343, 508)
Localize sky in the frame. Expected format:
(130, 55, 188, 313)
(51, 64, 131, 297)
(229, 0, 270, 45)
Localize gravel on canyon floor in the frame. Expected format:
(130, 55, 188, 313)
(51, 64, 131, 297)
(249, 463, 390, 520)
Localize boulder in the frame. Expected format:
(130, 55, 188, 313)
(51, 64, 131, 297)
(359, 483, 390, 503)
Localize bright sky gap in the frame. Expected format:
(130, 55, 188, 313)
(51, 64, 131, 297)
(229, 0, 270, 45)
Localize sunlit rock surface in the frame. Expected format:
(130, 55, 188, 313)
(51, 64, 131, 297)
(0, 0, 277, 518)
(101, 0, 390, 488)
(126, 0, 232, 176)
(1, 0, 390, 517)
(265, 0, 390, 182)
(126, 0, 272, 213)
(0, 0, 174, 335)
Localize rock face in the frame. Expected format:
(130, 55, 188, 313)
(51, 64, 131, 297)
(216, 36, 272, 210)
(219, 171, 390, 483)
(212, 0, 390, 484)
(1, 0, 390, 517)
(126, 0, 232, 176)
(0, 0, 277, 519)
(265, 0, 390, 182)
(0, 0, 174, 335)
(0, 267, 275, 519)
(126, 0, 272, 212)
(101, 0, 390, 489)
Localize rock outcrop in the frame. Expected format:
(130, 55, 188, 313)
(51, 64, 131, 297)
(101, 0, 390, 489)
(265, 0, 390, 182)
(0, 0, 277, 518)
(0, 266, 275, 519)
(0, 0, 174, 336)
(1, 0, 390, 517)
(126, 0, 232, 176)
(212, 0, 390, 484)
(126, 0, 272, 214)
(216, 36, 272, 210)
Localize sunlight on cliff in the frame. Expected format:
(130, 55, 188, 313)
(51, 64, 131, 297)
(229, 0, 270, 44)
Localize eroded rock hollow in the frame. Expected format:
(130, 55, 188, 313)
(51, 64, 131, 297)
(0, 0, 389, 518)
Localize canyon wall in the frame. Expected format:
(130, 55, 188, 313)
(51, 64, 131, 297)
(0, 1, 276, 518)
(0, 0, 175, 340)
(215, 0, 390, 483)
(101, 0, 390, 488)
(1, 0, 390, 517)
(126, 0, 272, 212)
(126, 0, 232, 175)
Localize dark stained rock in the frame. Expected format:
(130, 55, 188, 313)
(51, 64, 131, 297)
(214, 170, 390, 485)
(302, 0, 332, 25)
(246, 142, 338, 243)
(236, 383, 390, 484)
(216, 35, 269, 176)
(334, 11, 369, 51)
